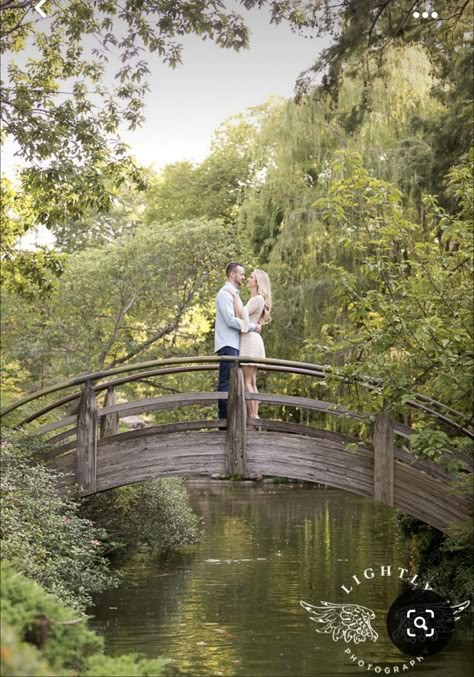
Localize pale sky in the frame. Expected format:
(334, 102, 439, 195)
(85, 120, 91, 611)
(1, 3, 331, 177)
(118, 5, 328, 170)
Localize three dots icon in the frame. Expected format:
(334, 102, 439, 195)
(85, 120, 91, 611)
(413, 9, 439, 19)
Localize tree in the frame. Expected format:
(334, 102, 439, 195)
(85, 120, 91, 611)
(1, 217, 253, 386)
(0, 0, 252, 285)
(145, 107, 269, 226)
(0, 0, 321, 294)
(47, 168, 156, 253)
(0, 177, 64, 296)
(0, 0, 322, 226)
(307, 150, 473, 421)
(294, 0, 473, 98)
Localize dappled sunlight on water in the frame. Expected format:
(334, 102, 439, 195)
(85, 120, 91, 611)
(90, 483, 473, 676)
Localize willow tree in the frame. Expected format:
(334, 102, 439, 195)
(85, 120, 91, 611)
(239, 42, 446, 363)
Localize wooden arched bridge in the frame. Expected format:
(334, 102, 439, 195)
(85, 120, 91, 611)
(1, 356, 472, 534)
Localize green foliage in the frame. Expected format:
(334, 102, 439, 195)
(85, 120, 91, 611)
(409, 429, 461, 467)
(1, 561, 103, 675)
(1, 218, 253, 385)
(47, 169, 155, 253)
(0, 178, 65, 298)
(145, 109, 266, 228)
(0, 431, 118, 611)
(0, 0, 321, 258)
(1, 563, 170, 677)
(0, 0, 253, 238)
(239, 42, 451, 362)
(81, 479, 201, 553)
(307, 150, 473, 416)
(396, 514, 474, 601)
(295, 0, 472, 102)
(1, 620, 55, 676)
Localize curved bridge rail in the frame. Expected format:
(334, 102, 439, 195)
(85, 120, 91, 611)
(1, 356, 472, 534)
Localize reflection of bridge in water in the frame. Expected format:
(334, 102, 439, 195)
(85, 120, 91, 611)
(2, 356, 472, 534)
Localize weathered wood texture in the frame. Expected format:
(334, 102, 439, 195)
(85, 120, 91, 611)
(100, 392, 226, 419)
(76, 383, 97, 494)
(35, 392, 229, 436)
(246, 431, 373, 496)
(373, 411, 394, 507)
(100, 388, 119, 438)
(245, 392, 365, 423)
(225, 366, 247, 475)
(46, 427, 77, 445)
(95, 431, 226, 495)
(45, 423, 472, 532)
(394, 463, 472, 531)
(246, 431, 471, 531)
(4, 357, 472, 444)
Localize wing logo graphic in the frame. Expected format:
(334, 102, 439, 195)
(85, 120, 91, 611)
(300, 600, 379, 644)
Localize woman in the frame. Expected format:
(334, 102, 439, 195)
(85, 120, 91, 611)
(226, 269, 272, 420)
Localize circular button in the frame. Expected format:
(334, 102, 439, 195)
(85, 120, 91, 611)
(386, 589, 455, 657)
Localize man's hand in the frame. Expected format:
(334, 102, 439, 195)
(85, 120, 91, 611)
(255, 324, 262, 333)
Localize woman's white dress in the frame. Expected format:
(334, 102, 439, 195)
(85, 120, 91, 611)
(239, 295, 266, 359)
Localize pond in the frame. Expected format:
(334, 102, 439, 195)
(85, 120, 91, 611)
(90, 481, 473, 676)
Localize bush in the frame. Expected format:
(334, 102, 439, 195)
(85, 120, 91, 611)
(1, 563, 170, 677)
(0, 621, 56, 677)
(397, 513, 474, 600)
(81, 478, 201, 553)
(0, 431, 119, 610)
(1, 561, 102, 674)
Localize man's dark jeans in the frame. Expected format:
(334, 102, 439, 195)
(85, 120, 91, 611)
(216, 346, 239, 419)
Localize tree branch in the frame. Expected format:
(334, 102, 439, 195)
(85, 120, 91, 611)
(97, 293, 137, 367)
(107, 319, 180, 367)
(107, 280, 200, 367)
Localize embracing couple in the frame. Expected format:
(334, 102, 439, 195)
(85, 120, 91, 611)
(214, 262, 272, 421)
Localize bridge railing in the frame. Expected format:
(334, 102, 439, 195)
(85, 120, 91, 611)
(2, 355, 472, 437)
(1, 356, 472, 530)
(2, 357, 471, 532)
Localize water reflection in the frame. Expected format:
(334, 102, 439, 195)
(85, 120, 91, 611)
(90, 482, 472, 676)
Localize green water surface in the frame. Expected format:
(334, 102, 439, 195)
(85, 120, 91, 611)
(90, 482, 473, 677)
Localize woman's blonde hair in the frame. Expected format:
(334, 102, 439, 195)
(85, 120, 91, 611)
(254, 269, 272, 324)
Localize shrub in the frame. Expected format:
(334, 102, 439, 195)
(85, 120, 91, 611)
(0, 431, 119, 610)
(1, 563, 170, 677)
(81, 478, 201, 553)
(1, 561, 102, 674)
(0, 621, 56, 677)
(396, 513, 474, 600)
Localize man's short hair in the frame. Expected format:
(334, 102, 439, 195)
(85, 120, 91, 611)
(226, 262, 244, 277)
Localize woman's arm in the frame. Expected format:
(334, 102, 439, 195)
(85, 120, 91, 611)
(223, 288, 249, 332)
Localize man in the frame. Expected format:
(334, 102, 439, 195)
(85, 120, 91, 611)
(215, 262, 261, 419)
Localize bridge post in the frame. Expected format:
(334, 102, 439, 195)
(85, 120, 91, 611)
(100, 386, 119, 438)
(373, 410, 394, 507)
(76, 381, 97, 494)
(225, 364, 247, 476)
